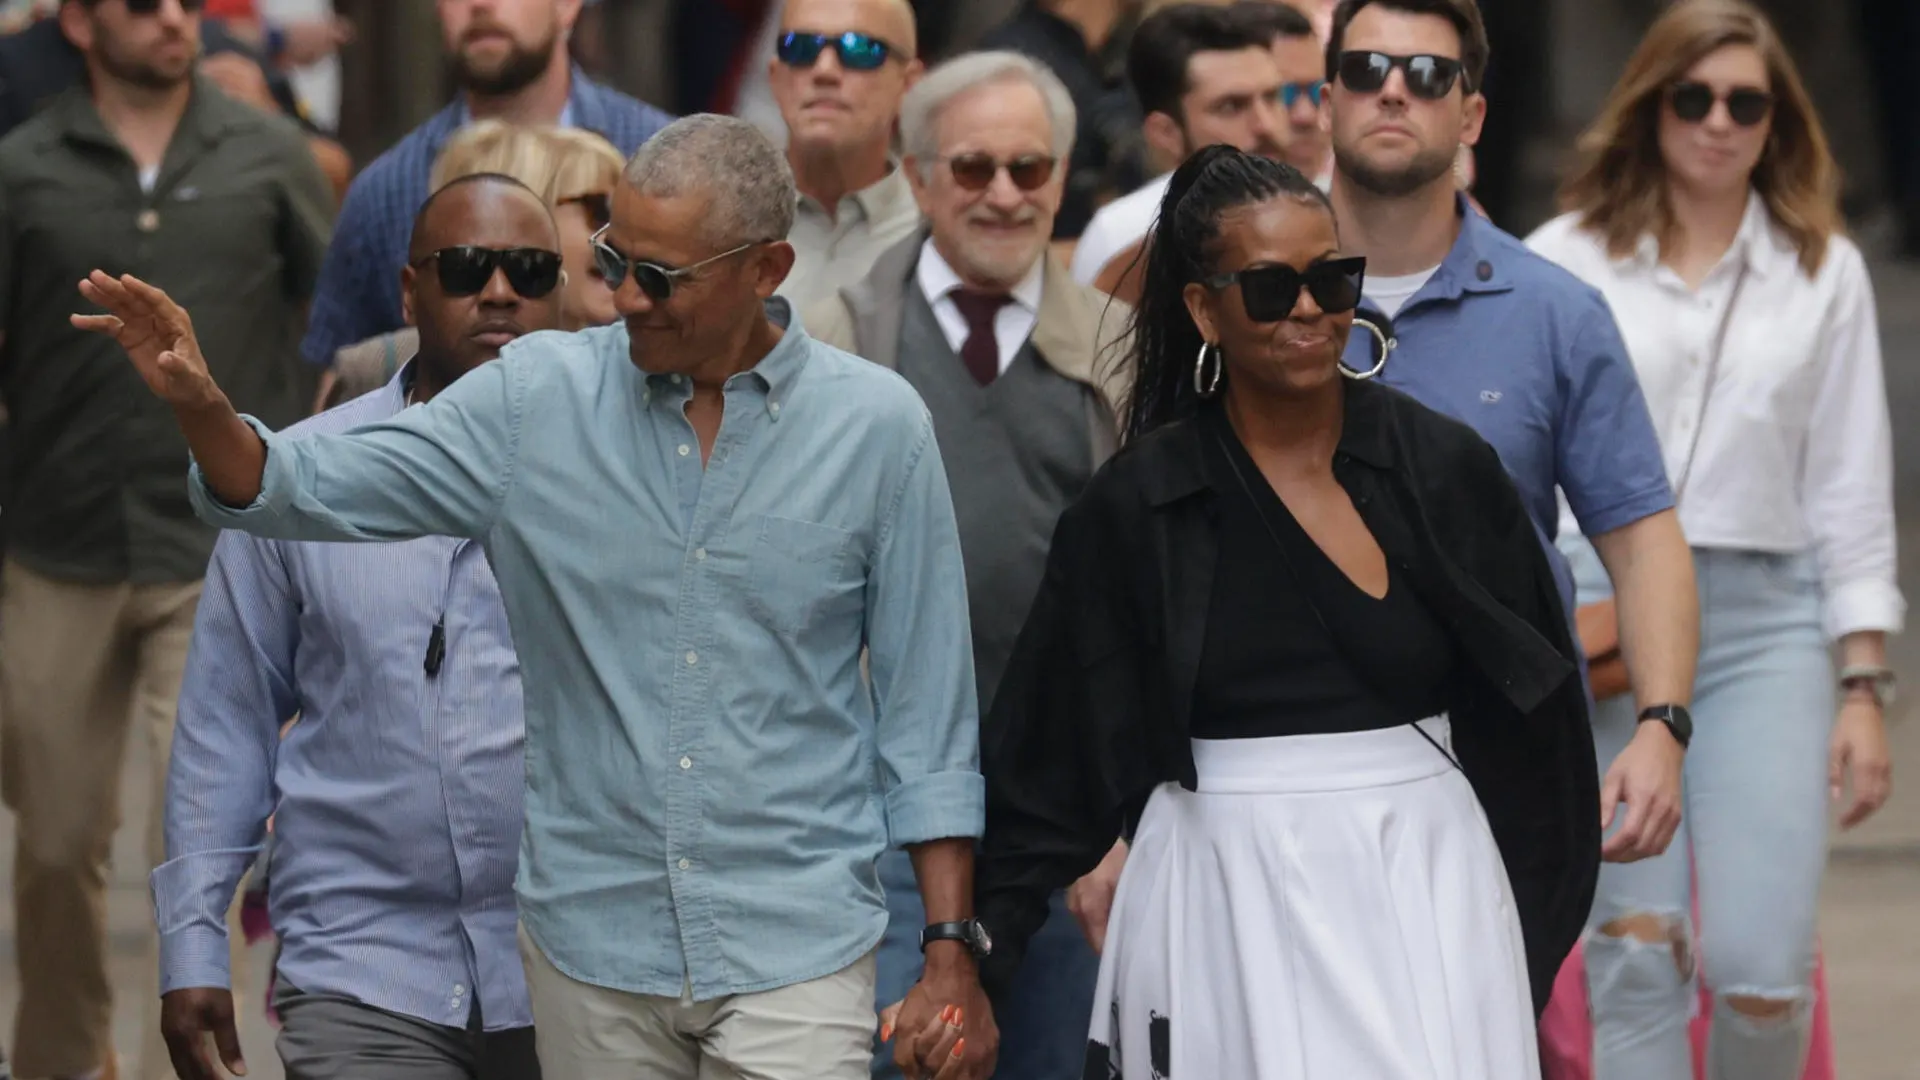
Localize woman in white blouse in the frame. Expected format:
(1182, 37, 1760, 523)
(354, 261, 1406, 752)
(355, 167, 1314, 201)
(1527, 2, 1899, 1078)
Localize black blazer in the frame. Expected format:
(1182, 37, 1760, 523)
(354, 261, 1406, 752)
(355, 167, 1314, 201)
(973, 377, 1600, 1017)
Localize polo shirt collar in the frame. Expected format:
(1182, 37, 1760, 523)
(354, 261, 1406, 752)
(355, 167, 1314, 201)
(1417, 193, 1517, 303)
(800, 162, 914, 225)
(853, 165, 914, 225)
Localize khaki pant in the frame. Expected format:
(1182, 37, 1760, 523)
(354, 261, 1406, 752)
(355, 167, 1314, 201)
(518, 925, 877, 1080)
(0, 559, 247, 1079)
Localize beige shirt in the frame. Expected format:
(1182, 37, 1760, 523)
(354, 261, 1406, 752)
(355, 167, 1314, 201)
(777, 166, 923, 313)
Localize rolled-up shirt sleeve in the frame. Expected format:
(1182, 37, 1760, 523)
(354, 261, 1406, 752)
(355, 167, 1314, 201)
(190, 350, 527, 544)
(863, 414, 985, 847)
(1803, 246, 1904, 638)
(151, 530, 298, 993)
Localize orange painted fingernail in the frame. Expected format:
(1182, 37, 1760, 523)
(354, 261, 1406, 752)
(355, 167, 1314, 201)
(953, 1038, 966, 1059)
(952, 1007, 965, 1026)
(881, 1023, 893, 1041)
(941, 1005, 955, 1023)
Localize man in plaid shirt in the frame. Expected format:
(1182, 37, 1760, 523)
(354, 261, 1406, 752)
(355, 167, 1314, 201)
(302, 0, 671, 367)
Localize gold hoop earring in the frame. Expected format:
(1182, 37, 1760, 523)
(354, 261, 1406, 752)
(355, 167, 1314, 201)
(1340, 319, 1395, 381)
(1193, 342, 1222, 397)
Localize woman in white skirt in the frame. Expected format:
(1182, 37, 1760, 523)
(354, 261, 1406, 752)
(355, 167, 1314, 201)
(954, 148, 1600, 1080)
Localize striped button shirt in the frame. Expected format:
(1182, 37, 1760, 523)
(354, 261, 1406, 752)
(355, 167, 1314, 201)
(299, 68, 674, 365)
(153, 366, 531, 1031)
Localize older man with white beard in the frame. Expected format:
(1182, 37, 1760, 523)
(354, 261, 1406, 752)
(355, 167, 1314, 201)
(807, 50, 1129, 1080)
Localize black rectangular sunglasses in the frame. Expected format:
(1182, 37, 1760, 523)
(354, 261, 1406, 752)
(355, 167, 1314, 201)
(1668, 82, 1773, 127)
(776, 31, 897, 71)
(1335, 51, 1467, 99)
(125, 0, 205, 12)
(1204, 256, 1367, 323)
(413, 246, 563, 299)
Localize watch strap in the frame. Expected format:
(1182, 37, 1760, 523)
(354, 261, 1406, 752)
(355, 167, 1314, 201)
(1636, 703, 1692, 747)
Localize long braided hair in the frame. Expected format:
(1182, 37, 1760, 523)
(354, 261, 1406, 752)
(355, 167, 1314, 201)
(1122, 146, 1335, 442)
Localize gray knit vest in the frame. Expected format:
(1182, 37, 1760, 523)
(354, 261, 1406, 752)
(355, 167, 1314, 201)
(897, 285, 1100, 710)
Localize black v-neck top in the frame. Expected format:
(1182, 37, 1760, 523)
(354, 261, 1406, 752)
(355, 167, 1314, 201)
(1191, 407, 1457, 739)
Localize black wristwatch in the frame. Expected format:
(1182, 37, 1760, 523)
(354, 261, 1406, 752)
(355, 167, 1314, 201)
(920, 919, 993, 961)
(1637, 703, 1693, 749)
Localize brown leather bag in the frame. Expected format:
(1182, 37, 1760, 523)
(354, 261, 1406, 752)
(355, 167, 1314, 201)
(1576, 598, 1631, 702)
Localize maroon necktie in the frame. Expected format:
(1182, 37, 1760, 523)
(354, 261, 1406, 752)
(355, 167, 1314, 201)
(950, 290, 1011, 386)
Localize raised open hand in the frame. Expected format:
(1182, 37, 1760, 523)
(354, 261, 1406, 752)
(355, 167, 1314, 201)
(72, 271, 220, 409)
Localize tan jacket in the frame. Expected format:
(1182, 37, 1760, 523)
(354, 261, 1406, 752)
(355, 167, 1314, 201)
(320, 327, 421, 412)
(804, 232, 1135, 466)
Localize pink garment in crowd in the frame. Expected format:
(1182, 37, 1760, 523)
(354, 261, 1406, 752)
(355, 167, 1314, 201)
(1538, 943, 1836, 1080)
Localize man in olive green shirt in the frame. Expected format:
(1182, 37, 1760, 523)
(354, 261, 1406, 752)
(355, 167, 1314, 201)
(0, 2, 331, 1077)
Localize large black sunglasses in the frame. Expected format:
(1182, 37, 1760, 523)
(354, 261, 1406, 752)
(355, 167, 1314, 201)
(589, 226, 761, 302)
(1203, 256, 1367, 323)
(411, 246, 563, 299)
(1335, 51, 1468, 99)
(124, 0, 205, 13)
(1668, 82, 1774, 128)
(776, 31, 897, 72)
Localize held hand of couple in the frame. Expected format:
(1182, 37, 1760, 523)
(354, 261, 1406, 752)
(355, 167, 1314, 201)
(878, 977, 998, 1080)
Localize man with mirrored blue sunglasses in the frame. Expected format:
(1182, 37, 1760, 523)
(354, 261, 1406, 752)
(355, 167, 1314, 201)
(768, 0, 925, 313)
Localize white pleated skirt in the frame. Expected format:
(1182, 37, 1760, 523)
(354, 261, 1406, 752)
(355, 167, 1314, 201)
(1085, 718, 1539, 1080)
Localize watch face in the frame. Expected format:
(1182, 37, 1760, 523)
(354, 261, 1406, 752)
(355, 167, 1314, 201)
(971, 921, 993, 955)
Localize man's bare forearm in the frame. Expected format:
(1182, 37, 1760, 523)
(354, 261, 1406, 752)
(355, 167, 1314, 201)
(1593, 509, 1699, 709)
(175, 393, 268, 508)
(908, 837, 976, 975)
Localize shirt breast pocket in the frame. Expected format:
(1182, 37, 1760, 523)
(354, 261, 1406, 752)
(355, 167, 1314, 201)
(745, 515, 862, 635)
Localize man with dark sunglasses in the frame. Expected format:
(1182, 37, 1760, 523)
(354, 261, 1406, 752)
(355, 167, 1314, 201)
(1322, 0, 1699, 874)
(150, 173, 556, 1080)
(0, 1, 333, 1076)
(82, 113, 988, 1080)
(768, 0, 926, 313)
(300, 0, 672, 373)
(808, 50, 1128, 1080)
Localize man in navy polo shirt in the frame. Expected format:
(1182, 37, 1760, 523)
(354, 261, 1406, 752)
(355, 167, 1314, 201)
(1326, 0, 1699, 865)
(301, 0, 672, 368)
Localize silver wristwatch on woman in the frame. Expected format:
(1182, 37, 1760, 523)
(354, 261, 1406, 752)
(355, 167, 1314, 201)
(1839, 665, 1897, 710)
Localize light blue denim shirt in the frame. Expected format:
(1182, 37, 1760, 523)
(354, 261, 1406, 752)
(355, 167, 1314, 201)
(190, 302, 985, 998)
(155, 367, 531, 1030)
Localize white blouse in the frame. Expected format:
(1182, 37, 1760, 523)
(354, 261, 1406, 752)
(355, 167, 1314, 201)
(1527, 193, 1903, 639)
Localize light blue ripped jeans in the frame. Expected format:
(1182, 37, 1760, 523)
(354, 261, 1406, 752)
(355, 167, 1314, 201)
(1561, 538, 1833, 1080)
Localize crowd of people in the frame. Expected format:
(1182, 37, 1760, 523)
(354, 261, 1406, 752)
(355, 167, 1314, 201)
(0, 0, 1904, 1079)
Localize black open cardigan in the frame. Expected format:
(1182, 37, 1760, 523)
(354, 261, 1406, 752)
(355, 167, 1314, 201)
(973, 377, 1600, 1018)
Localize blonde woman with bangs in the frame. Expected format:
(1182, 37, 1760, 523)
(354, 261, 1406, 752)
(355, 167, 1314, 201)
(318, 122, 626, 410)
(1527, 2, 1899, 1077)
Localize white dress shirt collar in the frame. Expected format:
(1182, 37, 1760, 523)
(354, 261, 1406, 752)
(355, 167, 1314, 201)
(915, 239, 1046, 375)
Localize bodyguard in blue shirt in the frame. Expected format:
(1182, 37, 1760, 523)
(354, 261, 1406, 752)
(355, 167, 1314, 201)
(83, 116, 992, 1080)
(300, 0, 673, 368)
(151, 175, 563, 1080)
(1324, 0, 1700, 865)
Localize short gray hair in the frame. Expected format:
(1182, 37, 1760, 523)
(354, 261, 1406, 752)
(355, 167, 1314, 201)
(899, 52, 1078, 177)
(621, 114, 797, 245)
